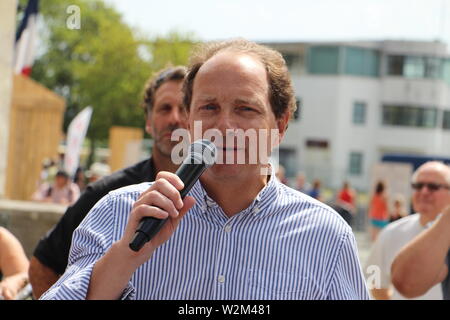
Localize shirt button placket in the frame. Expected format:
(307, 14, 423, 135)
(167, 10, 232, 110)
(215, 220, 234, 299)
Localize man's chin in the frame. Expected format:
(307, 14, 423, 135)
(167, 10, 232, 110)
(416, 206, 439, 216)
(154, 142, 176, 159)
(207, 163, 261, 178)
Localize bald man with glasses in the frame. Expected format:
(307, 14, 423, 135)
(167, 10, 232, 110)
(391, 163, 450, 300)
(365, 161, 450, 300)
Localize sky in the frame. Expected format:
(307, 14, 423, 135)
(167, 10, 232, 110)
(105, 0, 450, 45)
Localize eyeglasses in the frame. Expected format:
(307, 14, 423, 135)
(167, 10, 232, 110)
(411, 182, 450, 192)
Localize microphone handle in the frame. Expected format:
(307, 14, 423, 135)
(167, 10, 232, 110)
(129, 163, 207, 252)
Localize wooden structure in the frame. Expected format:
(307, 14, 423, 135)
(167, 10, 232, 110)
(5, 75, 65, 200)
(108, 126, 143, 172)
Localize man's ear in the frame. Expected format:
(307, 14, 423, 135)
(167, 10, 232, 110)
(145, 113, 153, 136)
(276, 111, 290, 142)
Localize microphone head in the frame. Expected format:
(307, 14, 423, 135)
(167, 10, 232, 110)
(186, 139, 217, 168)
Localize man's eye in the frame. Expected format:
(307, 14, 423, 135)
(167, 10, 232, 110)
(200, 104, 217, 111)
(158, 104, 172, 112)
(238, 106, 256, 112)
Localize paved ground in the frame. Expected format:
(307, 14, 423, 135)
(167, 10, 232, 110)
(354, 230, 372, 269)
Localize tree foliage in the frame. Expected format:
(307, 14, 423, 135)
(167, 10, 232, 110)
(28, 0, 196, 162)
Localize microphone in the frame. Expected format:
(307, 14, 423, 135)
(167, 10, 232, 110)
(129, 139, 217, 252)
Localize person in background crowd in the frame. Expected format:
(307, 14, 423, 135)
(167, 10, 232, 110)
(389, 194, 408, 223)
(38, 158, 58, 186)
(38, 158, 52, 185)
(335, 181, 357, 226)
(392, 205, 450, 300)
(368, 180, 389, 242)
(31, 170, 80, 206)
(28, 66, 188, 299)
(308, 179, 322, 201)
(73, 167, 87, 193)
(86, 162, 111, 183)
(0, 227, 29, 300)
(365, 161, 449, 300)
(56, 152, 65, 170)
(295, 172, 310, 193)
(275, 164, 288, 185)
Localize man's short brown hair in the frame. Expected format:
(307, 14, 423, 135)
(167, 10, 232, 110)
(142, 66, 187, 116)
(182, 38, 297, 120)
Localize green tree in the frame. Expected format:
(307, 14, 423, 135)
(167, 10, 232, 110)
(145, 31, 198, 71)
(29, 0, 196, 166)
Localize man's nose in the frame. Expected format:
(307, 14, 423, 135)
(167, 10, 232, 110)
(417, 185, 433, 195)
(215, 111, 238, 132)
(169, 107, 187, 126)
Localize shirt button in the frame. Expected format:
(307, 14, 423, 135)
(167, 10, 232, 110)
(218, 275, 225, 283)
(252, 207, 260, 215)
(224, 225, 232, 233)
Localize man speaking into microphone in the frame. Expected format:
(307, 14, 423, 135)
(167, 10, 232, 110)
(41, 39, 369, 300)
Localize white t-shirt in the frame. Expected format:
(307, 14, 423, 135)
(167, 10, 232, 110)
(365, 213, 443, 300)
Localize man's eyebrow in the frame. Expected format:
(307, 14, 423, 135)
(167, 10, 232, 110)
(196, 96, 217, 103)
(234, 98, 263, 107)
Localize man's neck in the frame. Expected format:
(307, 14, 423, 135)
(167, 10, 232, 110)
(200, 168, 269, 218)
(419, 211, 441, 227)
(151, 149, 179, 174)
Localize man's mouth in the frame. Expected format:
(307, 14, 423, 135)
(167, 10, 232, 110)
(219, 146, 244, 151)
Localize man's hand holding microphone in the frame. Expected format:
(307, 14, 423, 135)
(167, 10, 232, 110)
(86, 140, 216, 299)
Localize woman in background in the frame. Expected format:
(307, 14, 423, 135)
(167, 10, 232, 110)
(389, 194, 408, 222)
(368, 181, 389, 241)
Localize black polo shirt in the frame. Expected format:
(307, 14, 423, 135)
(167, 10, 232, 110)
(33, 158, 156, 275)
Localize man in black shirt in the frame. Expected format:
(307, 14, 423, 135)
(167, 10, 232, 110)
(28, 66, 188, 299)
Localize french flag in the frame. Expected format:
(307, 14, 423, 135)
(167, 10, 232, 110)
(14, 0, 40, 76)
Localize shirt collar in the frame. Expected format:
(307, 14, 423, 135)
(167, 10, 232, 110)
(189, 165, 282, 218)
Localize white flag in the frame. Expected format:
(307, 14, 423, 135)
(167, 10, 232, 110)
(64, 106, 93, 177)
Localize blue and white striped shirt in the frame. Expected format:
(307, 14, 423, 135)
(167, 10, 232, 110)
(41, 174, 369, 300)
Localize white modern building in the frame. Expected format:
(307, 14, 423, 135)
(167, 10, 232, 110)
(264, 40, 450, 191)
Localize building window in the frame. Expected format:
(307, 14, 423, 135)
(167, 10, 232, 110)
(307, 46, 339, 74)
(349, 152, 363, 175)
(383, 105, 438, 128)
(387, 55, 445, 79)
(279, 148, 297, 178)
(425, 58, 442, 79)
(444, 59, 450, 85)
(344, 47, 380, 77)
(282, 53, 301, 70)
(443, 111, 450, 130)
(306, 139, 329, 148)
(293, 97, 301, 121)
(387, 55, 404, 76)
(352, 102, 367, 124)
(404, 56, 425, 78)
